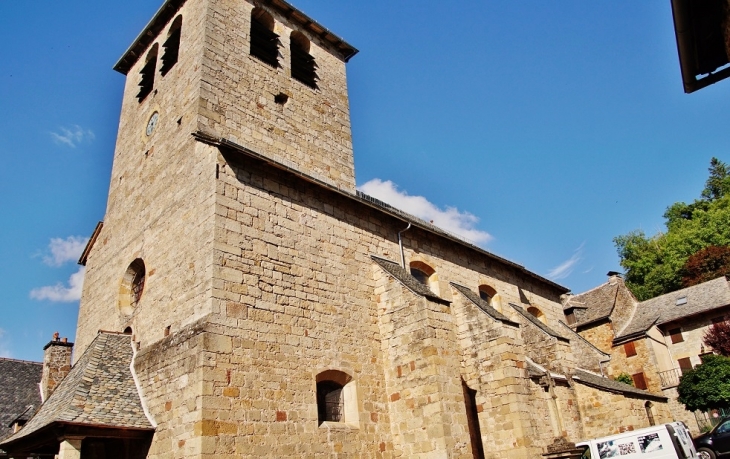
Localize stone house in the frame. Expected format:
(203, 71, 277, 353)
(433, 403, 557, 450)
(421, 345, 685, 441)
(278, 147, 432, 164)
(565, 273, 730, 433)
(1, 0, 682, 457)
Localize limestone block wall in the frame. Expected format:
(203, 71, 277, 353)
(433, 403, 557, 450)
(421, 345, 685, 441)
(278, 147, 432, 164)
(450, 291, 541, 458)
(573, 384, 672, 439)
(525, 381, 584, 448)
(76, 0, 215, 358)
(578, 322, 614, 355)
(198, 0, 356, 190)
(607, 338, 663, 393)
(662, 387, 701, 434)
(518, 318, 574, 376)
(374, 269, 472, 458)
(134, 319, 206, 459)
(558, 323, 607, 374)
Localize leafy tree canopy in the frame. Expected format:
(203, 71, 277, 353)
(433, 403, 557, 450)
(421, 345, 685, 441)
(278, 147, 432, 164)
(614, 158, 730, 300)
(704, 320, 730, 357)
(677, 354, 730, 411)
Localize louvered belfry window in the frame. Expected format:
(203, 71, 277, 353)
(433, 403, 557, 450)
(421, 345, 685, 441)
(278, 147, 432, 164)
(290, 31, 318, 88)
(250, 8, 280, 68)
(161, 15, 182, 76)
(137, 45, 158, 102)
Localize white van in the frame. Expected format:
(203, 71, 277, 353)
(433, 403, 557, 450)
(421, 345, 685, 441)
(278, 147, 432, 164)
(576, 422, 698, 459)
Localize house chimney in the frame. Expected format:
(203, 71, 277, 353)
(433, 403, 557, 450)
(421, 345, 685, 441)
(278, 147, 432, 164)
(41, 332, 74, 401)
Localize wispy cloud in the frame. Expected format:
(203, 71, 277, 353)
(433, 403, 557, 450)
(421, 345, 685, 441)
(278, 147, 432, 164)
(30, 266, 86, 303)
(358, 178, 493, 245)
(0, 329, 10, 358)
(43, 236, 88, 267)
(548, 243, 585, 280)
(50, 125, 95, 148)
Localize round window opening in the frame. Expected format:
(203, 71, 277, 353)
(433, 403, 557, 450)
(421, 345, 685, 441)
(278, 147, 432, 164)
(119, 259, 146, 316)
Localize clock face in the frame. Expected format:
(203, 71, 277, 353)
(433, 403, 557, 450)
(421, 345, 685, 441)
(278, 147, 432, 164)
(146, 112, 159, 136)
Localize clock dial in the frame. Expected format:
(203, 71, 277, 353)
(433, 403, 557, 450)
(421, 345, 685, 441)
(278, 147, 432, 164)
(146, 112, 159, 136)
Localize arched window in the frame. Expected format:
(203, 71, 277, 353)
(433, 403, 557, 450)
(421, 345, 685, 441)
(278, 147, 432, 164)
(161, 15, 182, 76)
(527, 306, 545, 323)
(137, 44, 158, 102)
(250, 8, 279, 67)
(290, 31, 317, 88)
(123, 327, 133, 335)
(478, 285, 496, 304)
(119, 259, 146, 316)
(315, 370, 359, 426)
(409, 261, 434, 285)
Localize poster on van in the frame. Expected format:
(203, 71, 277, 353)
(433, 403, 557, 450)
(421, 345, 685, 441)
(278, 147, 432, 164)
(638, 433, 663, 453)
(597, 440, 637, 457)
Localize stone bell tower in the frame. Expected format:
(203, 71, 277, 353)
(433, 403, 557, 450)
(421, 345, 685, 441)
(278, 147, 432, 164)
(75, 0, 358, 356)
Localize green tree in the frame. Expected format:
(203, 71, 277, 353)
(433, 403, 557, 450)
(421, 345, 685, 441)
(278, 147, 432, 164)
(614, 158, 730, 300)
(677, 354, 730, 411)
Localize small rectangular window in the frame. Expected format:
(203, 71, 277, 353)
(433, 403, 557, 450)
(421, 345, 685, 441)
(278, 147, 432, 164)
(624, 341, 637, 357)
(565, 310, 576, 325)
(632, 372, 648, 390)
(669, 328, 684, 344)
(678, 357, 693, 373)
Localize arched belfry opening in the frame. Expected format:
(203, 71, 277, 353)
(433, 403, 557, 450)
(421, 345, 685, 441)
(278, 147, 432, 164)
(250, 8, 279, 67)
(137, 44, 158, 102)
(290, 31, 318, 88)
(161, 15, 182, 76)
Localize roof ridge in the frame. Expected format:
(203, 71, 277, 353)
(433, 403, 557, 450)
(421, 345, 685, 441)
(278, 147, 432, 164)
(0, 357, 42, 365)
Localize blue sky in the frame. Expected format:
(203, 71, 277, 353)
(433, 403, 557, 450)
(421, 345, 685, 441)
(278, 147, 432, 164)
(1, 1, 728, 361)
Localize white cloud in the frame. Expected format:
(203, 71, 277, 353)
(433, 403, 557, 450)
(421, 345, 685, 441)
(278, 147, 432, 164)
(30, 266, 86, 303)
(358, 178, 493, 245)
(43, 236, 88, 267)
(50, 125, 95, 148)
(547, 243, 585, 280)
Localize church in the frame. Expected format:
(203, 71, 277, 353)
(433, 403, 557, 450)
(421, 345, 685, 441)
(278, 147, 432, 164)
(0, 0, 678, 457)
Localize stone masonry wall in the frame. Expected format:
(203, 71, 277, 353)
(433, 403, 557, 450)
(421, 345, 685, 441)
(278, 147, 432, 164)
(198, 0, 356, 190)
(573, 383, 673, 439)
(374, 268, 472, 458)
(450, 292, 540, 458)
(76, 0, 216, 358)
(40, 341, 73, 400)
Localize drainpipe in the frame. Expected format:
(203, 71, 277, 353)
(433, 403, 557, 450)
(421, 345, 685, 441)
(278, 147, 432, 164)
(398, 223, 412, 269)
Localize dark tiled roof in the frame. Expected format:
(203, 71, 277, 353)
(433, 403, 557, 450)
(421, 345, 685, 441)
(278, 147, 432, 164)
(0, 333, 152, 448)
(525, 358, 547, 378)
(0, 359, 42, 441)
(509, 304, 570, 343)
(371, 256, 450, 305)
(567, 280, 621, 328)
(615, 276, 730, 341)
(450, 283, 519, 326)
(572, 369, 667, 401)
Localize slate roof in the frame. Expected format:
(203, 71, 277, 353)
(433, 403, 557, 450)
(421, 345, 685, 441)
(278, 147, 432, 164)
(450, 283, 519, 326)
(614, 276, 730, 342)
(371, 256, 450, 305)
(0, 333, 153, 448)
(572, 369, 667, 401)
(566, 279, 621, 328)
(0, 358, 42, 441)
(509, 304, 570, 343)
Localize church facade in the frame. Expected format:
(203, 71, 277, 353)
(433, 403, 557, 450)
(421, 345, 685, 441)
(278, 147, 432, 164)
(1, 1, 679, 458)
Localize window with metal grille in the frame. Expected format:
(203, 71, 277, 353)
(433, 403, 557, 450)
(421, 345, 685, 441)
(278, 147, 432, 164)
(632, 372, 648, 390)
(137, 45, 158, 102)
(131, 264, 146, 308)
(160, 15, 182, 76)
(669, 327, 684, 344)
(290, 31, 318, 88)
(624, 341, 637, 357)
(250, 8, 279, 68)
(317, 381, 344, 423)
(119, 259, 146, 316)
